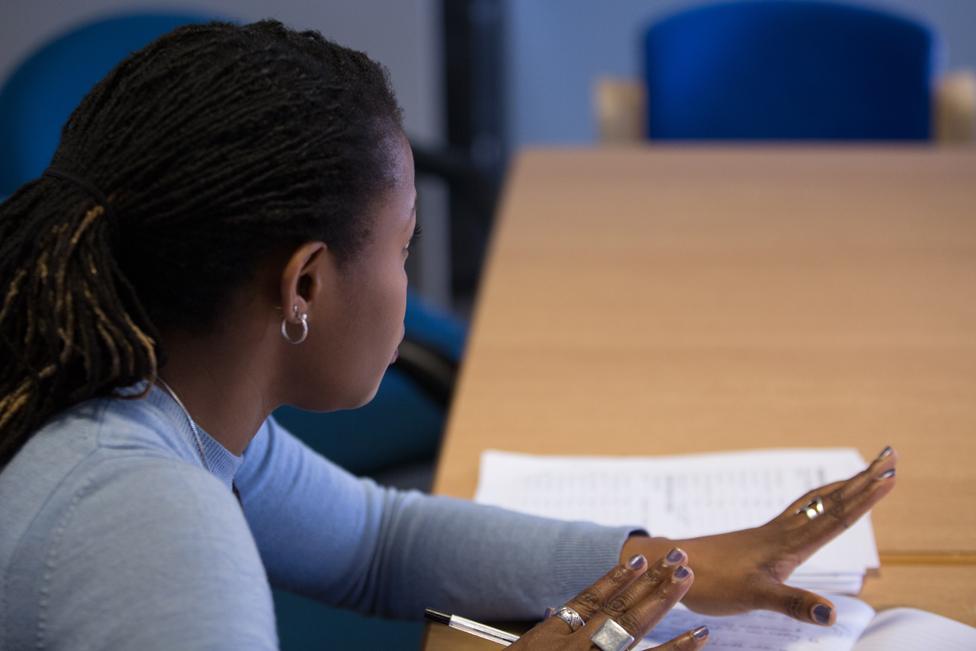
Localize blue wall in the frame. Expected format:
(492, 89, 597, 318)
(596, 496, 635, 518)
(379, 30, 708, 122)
(504, 0, 976, 146)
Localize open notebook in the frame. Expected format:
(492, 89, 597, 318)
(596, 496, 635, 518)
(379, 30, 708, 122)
(638, 595, 976, 650)
(475, 448, 878, 594)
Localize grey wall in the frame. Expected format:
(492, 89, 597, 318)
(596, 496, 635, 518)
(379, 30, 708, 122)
(0, 0, 443, 141)
(504, 0, 976, 146)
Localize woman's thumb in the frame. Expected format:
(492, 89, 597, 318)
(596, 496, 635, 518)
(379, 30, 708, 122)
(758, 582, 836, 626)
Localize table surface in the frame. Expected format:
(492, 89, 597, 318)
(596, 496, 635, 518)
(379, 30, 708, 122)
(427, 147, 976, 638)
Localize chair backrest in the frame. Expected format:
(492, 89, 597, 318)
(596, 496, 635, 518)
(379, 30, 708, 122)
(642, 0, 939, 140)
(0, 12, 215, 196)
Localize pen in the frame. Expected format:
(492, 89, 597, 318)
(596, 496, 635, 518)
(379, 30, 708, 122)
(424, 608, 520, 646)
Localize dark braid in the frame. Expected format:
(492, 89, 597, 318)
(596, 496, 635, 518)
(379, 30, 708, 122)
(0, 20, 403, 466)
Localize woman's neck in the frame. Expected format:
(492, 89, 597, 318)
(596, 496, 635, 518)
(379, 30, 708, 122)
(156, 325, 279, 456)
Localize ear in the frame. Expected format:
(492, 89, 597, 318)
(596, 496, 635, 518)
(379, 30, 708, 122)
(279, 241, 330, 322)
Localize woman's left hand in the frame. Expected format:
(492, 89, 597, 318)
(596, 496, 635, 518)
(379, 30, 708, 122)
(622, 446, 897, 626)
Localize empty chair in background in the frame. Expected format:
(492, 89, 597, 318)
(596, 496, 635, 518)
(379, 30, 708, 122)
(595, 0, 975, 143)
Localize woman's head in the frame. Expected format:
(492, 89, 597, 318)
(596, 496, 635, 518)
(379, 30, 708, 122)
(0, 20, 411, 464)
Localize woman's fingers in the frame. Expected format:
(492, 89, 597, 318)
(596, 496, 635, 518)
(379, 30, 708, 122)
(774, 446, 897, 534)
(652, 626, 710, 650)
(807, 467, 896, 537)
(855, 446, 896, 488)
(823, 446, 897, 504)
(754, 580, 837, 626)
(599, 548, 688, 622)
(579, 549, 696, 645)
(538, 553, 651, 635)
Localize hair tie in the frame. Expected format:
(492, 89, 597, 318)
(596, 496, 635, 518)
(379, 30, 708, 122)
(43, 168, 118, 222)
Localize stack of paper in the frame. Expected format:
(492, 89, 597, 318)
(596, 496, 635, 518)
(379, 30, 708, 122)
(474, 448, 878, 594)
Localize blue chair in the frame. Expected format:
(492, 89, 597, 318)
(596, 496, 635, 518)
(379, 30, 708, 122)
(642, 0, 939, 140)
(0, 14, 466, 649)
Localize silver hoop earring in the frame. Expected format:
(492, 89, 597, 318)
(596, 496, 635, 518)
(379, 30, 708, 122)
(281, 308, 309, 345)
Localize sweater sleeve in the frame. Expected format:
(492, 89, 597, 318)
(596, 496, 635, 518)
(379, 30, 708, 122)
(235, 417, 643, 620)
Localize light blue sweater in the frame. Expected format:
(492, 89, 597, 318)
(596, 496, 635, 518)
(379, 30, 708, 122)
(0, 384, 638, 649)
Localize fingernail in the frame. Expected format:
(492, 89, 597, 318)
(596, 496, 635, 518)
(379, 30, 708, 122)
(674, 565, 691, 580)
(877, 446, 893, 460)
(627, 554, 646, 569)
(878, 468, 896, 479)
(692, 625, 709, 640)
(812, 604, 832, 625)
(665, 548, 686, 565)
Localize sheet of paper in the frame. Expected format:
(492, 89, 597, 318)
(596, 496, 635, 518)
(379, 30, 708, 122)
(852, 607, 976, 650)
(475, 448, 879, 584)
(636, 595, 875, 651)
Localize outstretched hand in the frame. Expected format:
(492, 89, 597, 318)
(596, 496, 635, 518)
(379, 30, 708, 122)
(622, 446, 897, 626)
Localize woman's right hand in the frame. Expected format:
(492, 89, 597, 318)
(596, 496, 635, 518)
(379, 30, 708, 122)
(510, 549, 709, 650)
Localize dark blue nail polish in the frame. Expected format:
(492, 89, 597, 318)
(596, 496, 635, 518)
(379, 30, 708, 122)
(627, 554, 646, 569)
(692, 626, 709, 640)
(666, 548, 685, 564)
(674, 565, 691, 580)
(877, 446, 893, 460)
(878, 468, 896, 479)
(812, 604, 832, 624)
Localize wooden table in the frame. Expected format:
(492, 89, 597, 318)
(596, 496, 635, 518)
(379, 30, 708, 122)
(426, 147, 976, 645)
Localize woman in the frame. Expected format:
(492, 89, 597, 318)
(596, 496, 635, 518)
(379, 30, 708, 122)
(0, 20, 896, 650)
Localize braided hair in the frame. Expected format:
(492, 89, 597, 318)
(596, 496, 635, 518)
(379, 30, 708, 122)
(0, 20, 403, 466)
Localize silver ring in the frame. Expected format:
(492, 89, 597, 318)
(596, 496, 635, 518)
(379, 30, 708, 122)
(590, 618, 635, 651)
(797, 496, 825, 520)
(546, 606, 585, 632)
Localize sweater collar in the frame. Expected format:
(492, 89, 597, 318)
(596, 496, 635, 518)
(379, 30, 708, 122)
(141, 382, 244, 491)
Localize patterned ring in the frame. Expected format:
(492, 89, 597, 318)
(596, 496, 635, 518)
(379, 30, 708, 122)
(548, 606, 586, 632)
(590, 618, 635, 651)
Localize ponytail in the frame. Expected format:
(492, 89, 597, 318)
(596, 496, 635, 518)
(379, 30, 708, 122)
(0, 178, 159, 466)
